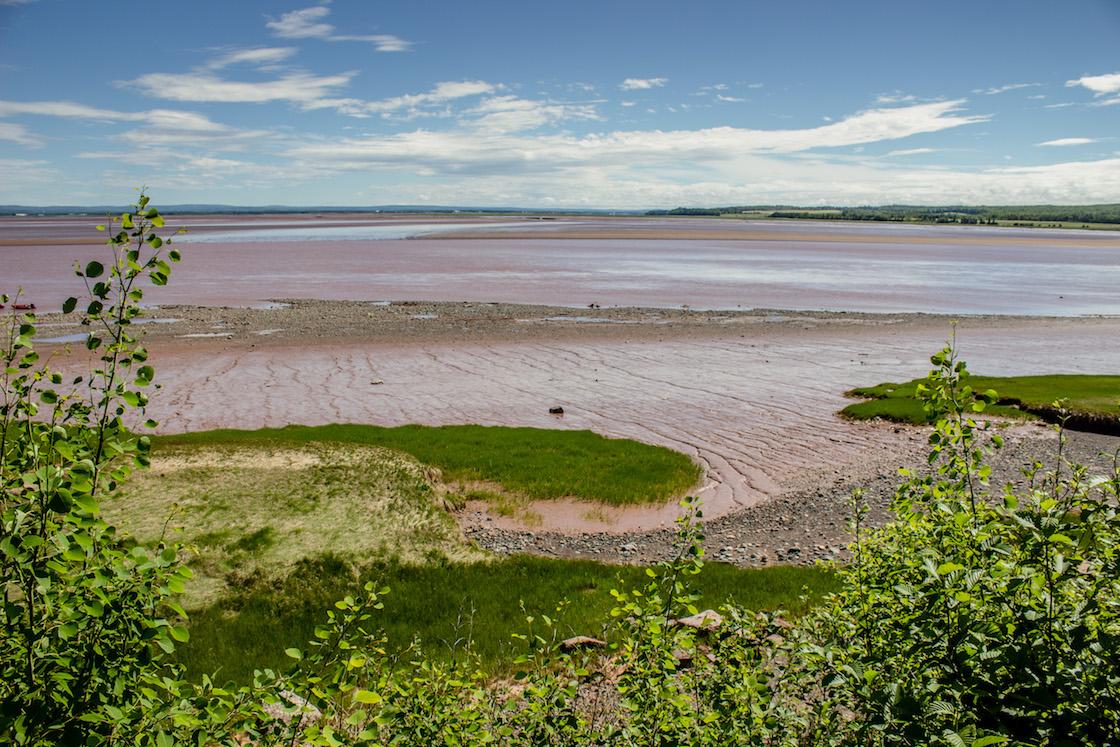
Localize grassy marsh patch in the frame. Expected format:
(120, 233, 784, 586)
(841, 374, 1120, 430)
(156, 423, 704, 507)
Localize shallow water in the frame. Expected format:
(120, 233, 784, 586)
(12, 214, 1120, 531)
(4, 215, 1119, 315)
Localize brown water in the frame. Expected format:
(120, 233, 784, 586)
(10, 214, 1120, 531)
(4, 215, 1120, 315)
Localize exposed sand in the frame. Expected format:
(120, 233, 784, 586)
(36, 300, 1120, 539)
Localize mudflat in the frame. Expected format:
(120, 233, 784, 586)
(37, 300, 1120, 559)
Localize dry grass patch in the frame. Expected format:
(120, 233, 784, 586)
(106, 441, 484, 609)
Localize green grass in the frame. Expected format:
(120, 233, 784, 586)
(841, 374, 1120, 426)
(175, 553, 839, 684)
(156, 424, 703, 507)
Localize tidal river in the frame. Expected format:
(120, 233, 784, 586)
(4, 214, 1120, 315)
(7, 214, 1120, 530)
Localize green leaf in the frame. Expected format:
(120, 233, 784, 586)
(355, 689, 383, 704)
(972, 736, 1009, 747)
(285, 648, 304, 660)
(85, 261, 104, 278)
(62, 296, 77, 313)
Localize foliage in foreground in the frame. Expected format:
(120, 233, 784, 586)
(3, 193, 1120, 745)
(841, 372, 1120, 431)
(177, 554, 837, 685)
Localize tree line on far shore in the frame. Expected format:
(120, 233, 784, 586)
(646, 203, 1120, 226)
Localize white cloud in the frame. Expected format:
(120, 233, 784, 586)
(0, 100, 140, 120)
(1036, 137, 1098, 147)
(464, 96, 601, 133)
(973, 82, 1040, 95)
(886, 147, 936, 157)
(353, 80, 497, 117)
(619, 78, 667, 91)
(266, 5, 413, 51)
(0, 122, 43, 147)
(125, 71, 356, 103)
(282, 100, 987, 180)
(874, 92, 917, 104)
(1066, 72, 1120, 95)
(208, 47, 299, 69)
(266, 6, 334, 39)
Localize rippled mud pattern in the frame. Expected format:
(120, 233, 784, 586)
(40, 302, 1120, 553)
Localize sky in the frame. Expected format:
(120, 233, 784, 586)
(1, 0, 1119, 209)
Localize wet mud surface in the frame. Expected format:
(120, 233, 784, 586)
(38, 300, 1120, 566)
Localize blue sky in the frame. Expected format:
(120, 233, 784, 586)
(1, 0, 1119, 208)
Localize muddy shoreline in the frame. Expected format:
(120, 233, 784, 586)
(32, 300, 1120, 567)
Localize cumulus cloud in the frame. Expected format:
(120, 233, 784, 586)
(266, 5, 413, 51)
(619, 78, 667, 91)
(1066, 71, 1120, 95)
(1036, 137, 1098, 147)
(266, 6, 334, 39)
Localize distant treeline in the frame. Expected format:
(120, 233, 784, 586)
(646, 204, 1120, 226)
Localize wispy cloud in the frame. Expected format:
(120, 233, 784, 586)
(619, 78, 667, 91)
(329, 80, 498, 118)
(282, 99, 988, 181)
(886, 147, 936, 156)
(0, 121, 43, 147)
(1036, 137, 1098, 147)
(266, 5, 413, 52)
(465, 96, 601, 133)
(0, 100, 140, 120)
(125, 71, 356, 103)
(973, 82, 1040, 95)
(207, 47, 299, 70)
(874, 92, 918, 104)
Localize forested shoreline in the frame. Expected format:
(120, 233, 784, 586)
(647, 203, 1120, 227)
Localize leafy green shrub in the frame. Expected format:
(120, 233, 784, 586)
(809, 338, 1120, 746)
(0, 194, 268, 745)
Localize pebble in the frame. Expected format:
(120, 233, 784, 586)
(464, 429, 1120, 569)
